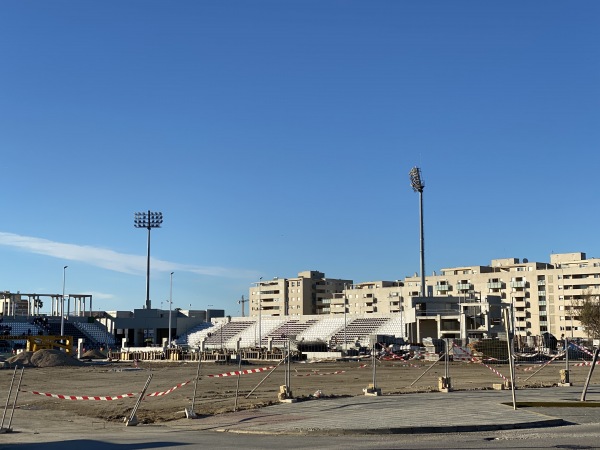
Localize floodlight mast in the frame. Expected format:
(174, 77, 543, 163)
(134, 210, 163, 310)
(409, 167, 426, 298)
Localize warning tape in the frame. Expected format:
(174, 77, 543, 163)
(481, 362, 508, 381)
(23, 390, 136, 401)
(145, 380, 191, 397)
(569, 341, 594, 358)
(572, 361, 600, 367)
(294, 370, 345, 377)
(207, 366, 275, 378)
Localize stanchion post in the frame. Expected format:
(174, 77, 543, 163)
(0, 367, 17, 432)
(6, 368, 24, 431)
(560, 338, 572, 386)
(503, 307, 517, 410)
(125, 374, 153, 426)
(234, 352, 243, 411)
(364, 337, 382, 396)
(581, 347, 600, 402)
(439, 338, 452, 392)
(186, 357, 202, 419)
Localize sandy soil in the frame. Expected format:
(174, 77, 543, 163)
(0, 354, 589, 425)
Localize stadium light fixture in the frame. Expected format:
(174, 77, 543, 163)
(409, 167, 426, 298)
(134, 210, 163, 310)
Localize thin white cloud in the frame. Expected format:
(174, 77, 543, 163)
(0, 232, 258, 279)
(82, 291, 115, 300)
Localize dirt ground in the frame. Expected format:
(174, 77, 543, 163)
(1, 353, 592, 425)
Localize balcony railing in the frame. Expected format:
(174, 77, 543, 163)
(487, 282, 504, 289)
(435, 284, 450, 291)
(511, 281, 526, 288)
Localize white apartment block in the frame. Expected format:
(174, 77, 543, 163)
(403, 252, 599, 339)
(250, 252, 600, 340)
(249, 271, 352, 317)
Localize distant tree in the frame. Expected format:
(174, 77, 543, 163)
(574, 290, 600, 339)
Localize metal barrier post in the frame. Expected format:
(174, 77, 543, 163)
(581, 347, 600, 402)
(186, 357, 202, 418)
(125, 374, 153, 426)
(234, 353, 243, 411)
(503, 307, 517, 410)
(6, 368, 24, 431)
(0, 367, 17, 432)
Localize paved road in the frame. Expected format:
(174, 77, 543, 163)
(4, 385, 600, 449)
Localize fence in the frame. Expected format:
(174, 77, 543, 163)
(4, 337, 600, 428)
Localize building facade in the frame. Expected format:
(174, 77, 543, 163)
(250, 252, 600, 340)
(249, 271, 353, 317)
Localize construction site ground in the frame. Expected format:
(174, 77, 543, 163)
(0, 350, 591, 425)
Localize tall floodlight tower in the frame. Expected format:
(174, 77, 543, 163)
(409, 167, 426, 298)
(134, 210, 163, 310)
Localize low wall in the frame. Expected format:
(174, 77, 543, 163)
(303, 351, 342, 360)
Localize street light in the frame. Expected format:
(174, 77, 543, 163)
(169, 272, 174, 348)
(134, 210, 163, 310)
(343, 284, 347, 352)
(258, 277, 263, 348)
(61, 265, 68, 337)
(409, 167, 426, 298)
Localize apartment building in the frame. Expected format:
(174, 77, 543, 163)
(250, 252, 600, 339)
(249, 271, 353, 317)
(403, 252, 600, 339)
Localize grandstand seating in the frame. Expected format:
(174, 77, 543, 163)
(373, 316, 405, 339)
(177, 322, 215, 347)
(74, 322, 116, 347)
(204, 320, 254, 348)
(296, 316, 347, 343)
(0, 322, 43, 336)
(328, 317, 389, 347)
(173, 314, 407, 351)
(235, 317, 286, 348)
(0, 322, 44, 347)
(264, 319, 319, 347)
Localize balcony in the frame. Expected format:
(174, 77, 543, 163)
(513, 299, 529, 308)
(435, 284, 450, 292)
(511, 281, 527, 288)
(537, 280, 546, 286)
(514, 310, 528, 319)
(515, 320, 528, 328)
(456, 283, 473, 291)
(487, 282, 504, 289)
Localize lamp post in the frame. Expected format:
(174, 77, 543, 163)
(343, 284, 347, 352)
(134, 210, 163, 310)
(258, 277, 263, 348)
(409, 167, 426, 298)
(169, 271, 174, 348)
(61, 265, 68, 337)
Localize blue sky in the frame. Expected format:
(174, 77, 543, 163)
(1, 2, 598, 316)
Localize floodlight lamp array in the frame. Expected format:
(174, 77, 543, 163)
(409, 167, 424, 193)
(134, 211, 164, 229)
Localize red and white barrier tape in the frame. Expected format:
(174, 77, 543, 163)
(481, 362, 508, 381)
(569, 341, 594, 357)
(572, 361, 600, 367)
(294, 370, 345, 377)
(207, 366, 275, 378)
(23, 390, 136, 401)
(145, 380, 191, 397)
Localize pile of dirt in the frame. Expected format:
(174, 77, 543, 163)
(81, 349, 106, 359)
(6, 349, 85, 368)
